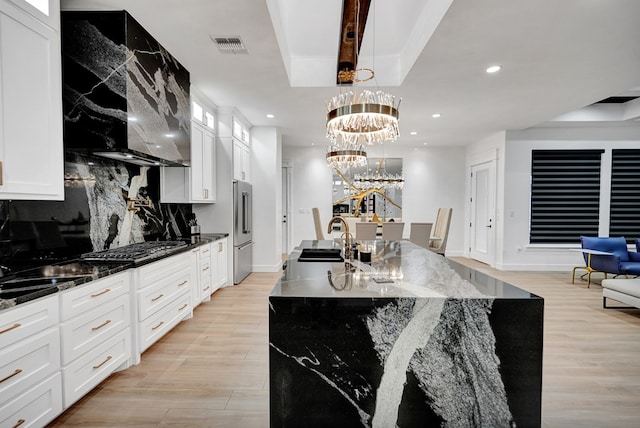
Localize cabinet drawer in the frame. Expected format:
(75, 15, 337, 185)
(0, 372, 62, 428)
(62, 327, 131, 408)
(0, 295, 58, 349)
(139, 290, 191, 353)
(138, 252, 190, 289)
(199, 243, 211, 259)
(59, 272, 129, 321)
(200, 277, 212, 301)
(0, 327, 60, 405)
(137, 268, 190, 321)
(60, 294, 130, 365)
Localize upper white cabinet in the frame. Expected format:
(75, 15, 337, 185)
(232, 117, 251, 183)
(0, 0, 64, 200)
(161, 100, 216, 203)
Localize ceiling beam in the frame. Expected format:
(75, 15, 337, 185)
(336, 0, 371, 85)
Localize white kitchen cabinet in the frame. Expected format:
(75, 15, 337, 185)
(0, 0, 63, 200)
(189, 246, 201, 308)
(133, 252, 192, 360)
(214, 237, 228, 289)
(0, 295, 62, 427)
(59, 272, 131, 408)
(233, 138, 251, 183)
(199, 242, 213, 301)
(161, 119, 216, 203)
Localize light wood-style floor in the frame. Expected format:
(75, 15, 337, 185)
(48, 259, 640, 427)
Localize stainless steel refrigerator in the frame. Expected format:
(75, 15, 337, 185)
(233, 180, 253, 284)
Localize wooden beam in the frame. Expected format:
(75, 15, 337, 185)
(336, 0, 371, 85)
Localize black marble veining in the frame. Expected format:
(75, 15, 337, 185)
(270, 240, 543, 427)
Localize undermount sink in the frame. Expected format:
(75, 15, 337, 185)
(298, 248, 344, 262)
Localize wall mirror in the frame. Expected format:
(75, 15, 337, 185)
(331, 158, 403, 221)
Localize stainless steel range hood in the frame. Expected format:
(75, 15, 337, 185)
(62, 11, 191, 167)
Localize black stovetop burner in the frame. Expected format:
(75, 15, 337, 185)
(80, 241, 188, 263)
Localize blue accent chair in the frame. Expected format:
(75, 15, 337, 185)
(574, 236, 640, 287)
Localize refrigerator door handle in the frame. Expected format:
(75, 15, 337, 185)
(238, 241, 253, 251)
(242, 192, 251, 234)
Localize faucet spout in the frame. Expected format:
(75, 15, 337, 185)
(327, 216, 352, 259)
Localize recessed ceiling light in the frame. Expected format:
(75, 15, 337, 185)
(432, 113, 441, 118)
(266, 114, 275, 119)
(423, 142, 428, 146)
(410, 131, 417, 136)
(486, 65, 502, 74)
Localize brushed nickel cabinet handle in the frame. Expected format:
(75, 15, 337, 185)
(178, 280, 188, 286)
(218, 242, 223, 252)
(0, 161, 3, 186)
(12, 419, 25, 428)
(203, 266, 209, 271)
(203, 286, 210, 291)
(93, 355, 112, 369)
(152, 321, 164, 330)
(91, 288, 111, 298)
(0, 323, 21, 335)
(178, 304, 188, 310)
(151, 294, 164, 302)
(0, 368, 23, 384)
(91, 320, 111, 331)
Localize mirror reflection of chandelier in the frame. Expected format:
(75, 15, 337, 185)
(351, 157, 404, 192)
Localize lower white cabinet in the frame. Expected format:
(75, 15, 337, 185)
(214, 237, 228, 289)
(134, 252, 192, 360)
(199, 242, 213, 302)
(0, 295, 62, 427)
(0, 372, 62, 428)
(59, 272, 131, 408)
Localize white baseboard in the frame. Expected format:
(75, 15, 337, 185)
(252, 262, 283, 273)
(494, 262, 576, 272)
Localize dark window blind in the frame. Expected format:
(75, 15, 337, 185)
(610, 149, 640, 243)
(530, 150, 603, 244)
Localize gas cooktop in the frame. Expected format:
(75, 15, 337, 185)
(80, 241, 188, 264)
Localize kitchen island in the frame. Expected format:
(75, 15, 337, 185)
(270, 240, 543, 427)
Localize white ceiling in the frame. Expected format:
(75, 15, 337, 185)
(61, 0, 640, 148)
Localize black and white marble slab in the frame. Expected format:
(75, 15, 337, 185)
(270, 240, 543, 427)
(62, 10, 190, 165)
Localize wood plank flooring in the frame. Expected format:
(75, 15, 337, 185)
(48, 261, 640, 427)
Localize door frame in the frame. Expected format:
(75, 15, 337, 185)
(468, 154, 497, 266)
(282, 162, 293, 256)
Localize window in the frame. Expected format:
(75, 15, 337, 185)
(192, 102, 203, 122)
(609, 149, 640, 243)
(529, 149, 604, 244)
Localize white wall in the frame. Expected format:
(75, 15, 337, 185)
(499, 126, 640, 271)
(282, 144, 467, 255)
(251, 126, 282, 272)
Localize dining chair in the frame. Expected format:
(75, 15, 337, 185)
(382, 222, 404, 241)
(429, 208, 452, 255)
(312, 207, 324, 240)
(409, 222, 433, 249)
(355, 222, 378, 240)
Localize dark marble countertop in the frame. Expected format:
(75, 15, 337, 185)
(272, 240, 540, 300)
(0, 233, 229, 311)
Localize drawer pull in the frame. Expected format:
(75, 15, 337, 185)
(192, 249, 199, 253)
(93, 355, 112, 369)
(151, 294, 164, 302)
(179, 304, 188, 310)
(12, 419, 26, 428)
(91, 319, 112, 331)
(218, 243, 223, 252)
(203, 286, 210, 291)
(178, 280, 188, 287)
(91, 288, 111, 298)
(0, 323, 21, 335)
(152, 321, 164, 330)
(203, 266, 210, 271)
(0, 368, 23, 384)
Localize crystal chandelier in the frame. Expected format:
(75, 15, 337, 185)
(325, 0, 400, 147)
(326, 88, 400, 145)
(353, 171, 404, 191)
(326, 142, 368, 169)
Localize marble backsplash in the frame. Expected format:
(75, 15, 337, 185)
(0, 153, 192, 271)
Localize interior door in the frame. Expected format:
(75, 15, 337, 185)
(281, 166, 292, 256)
(469, 160, 496, 265)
